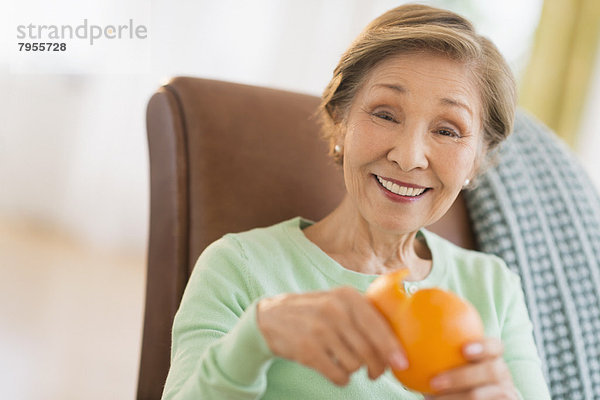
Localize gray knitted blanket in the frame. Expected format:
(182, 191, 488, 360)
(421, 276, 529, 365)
(464, 110, 600, 399)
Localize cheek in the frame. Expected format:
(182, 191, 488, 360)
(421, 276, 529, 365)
(436, 145, 479, 184)
(344, 119, 388, 161)
(342, 123, 379, 195)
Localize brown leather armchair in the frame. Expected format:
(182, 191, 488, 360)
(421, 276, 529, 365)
(137, 77, 474, 399)
(138, 77, 600, 400)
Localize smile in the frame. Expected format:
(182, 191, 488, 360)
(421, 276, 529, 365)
(376, 175, 429, 197)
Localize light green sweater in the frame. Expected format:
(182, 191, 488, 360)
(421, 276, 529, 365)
(162, 217, 550, 399)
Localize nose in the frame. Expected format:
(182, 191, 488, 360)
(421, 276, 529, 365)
(386, 126, 429, 171)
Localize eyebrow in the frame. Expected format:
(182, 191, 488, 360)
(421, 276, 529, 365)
(374, 83, 473, 116)
(375, 83, 407, 94)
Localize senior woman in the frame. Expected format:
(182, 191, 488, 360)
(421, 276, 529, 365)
(161, 4, 550, 400)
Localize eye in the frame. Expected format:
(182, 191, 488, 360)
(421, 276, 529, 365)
(371, 111, 397, 123)
(435, 128, 461, 138)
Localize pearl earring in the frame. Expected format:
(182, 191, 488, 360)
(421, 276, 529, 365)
(334, 144, 342, 154)
(464, 178, 470, 187)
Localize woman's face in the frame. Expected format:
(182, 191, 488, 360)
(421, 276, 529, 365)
(340, 52, 483, 234)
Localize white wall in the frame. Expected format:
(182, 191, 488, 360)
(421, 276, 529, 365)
(5, 0, 599, 257)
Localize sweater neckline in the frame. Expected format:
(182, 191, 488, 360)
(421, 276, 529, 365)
(281, 217, 447, 292)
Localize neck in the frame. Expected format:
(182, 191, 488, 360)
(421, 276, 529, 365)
(304, 195, 431, 279)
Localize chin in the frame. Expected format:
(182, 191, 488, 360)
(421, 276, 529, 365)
(370, 213, 422, 234)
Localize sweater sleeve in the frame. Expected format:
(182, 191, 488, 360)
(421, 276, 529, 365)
(161, 236, 275, 400)
(501, 273, 551, 400)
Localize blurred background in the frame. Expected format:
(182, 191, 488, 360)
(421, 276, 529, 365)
(1, 0, 598, 399)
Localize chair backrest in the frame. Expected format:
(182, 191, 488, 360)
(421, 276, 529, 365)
(137, 77, 476, 399)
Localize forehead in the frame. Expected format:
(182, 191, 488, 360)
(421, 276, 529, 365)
(356, 52, 482, 116)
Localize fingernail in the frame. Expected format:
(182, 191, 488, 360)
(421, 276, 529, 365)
(389, 351, 408, 370)
(464, 342, 483, 356)
(430, 376, 450, 390)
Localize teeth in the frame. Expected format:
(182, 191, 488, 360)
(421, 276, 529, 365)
(377, 176, 426, 197)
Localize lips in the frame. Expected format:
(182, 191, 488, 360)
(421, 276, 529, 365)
(375, 175, 430, 197)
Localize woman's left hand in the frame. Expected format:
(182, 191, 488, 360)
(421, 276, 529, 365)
(424, 337, 519, 400)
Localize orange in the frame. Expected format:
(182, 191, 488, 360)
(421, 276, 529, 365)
(365, 269, 484, 394)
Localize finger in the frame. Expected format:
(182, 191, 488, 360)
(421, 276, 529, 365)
(463, 337, 503, 362)
(295, 331, 351, 386)
(330, 288, 396, 379)
(430, 358, 511, 393)
(321, 330, 363, 374)
(299, 302, 363, 377)
(346, 289, 408, 369)
(337, 323, 387, 379)
(307, 290, 365, 373)
(309, 351, 352, 386)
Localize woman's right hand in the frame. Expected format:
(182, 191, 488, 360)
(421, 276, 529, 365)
(256, 286, 408, 385)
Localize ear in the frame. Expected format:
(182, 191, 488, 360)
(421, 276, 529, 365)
(330, 124, 346, 165)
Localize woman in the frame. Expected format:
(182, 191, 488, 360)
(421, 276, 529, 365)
(162, 4, 550, 399)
